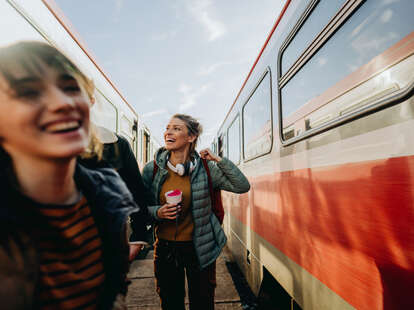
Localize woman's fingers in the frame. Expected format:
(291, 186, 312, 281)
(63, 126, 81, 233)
(158, 203, 181, 219)
(199, 148, 212, 159)
(199, 148, 221, 162)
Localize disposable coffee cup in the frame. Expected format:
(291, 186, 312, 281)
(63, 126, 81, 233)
(165, 189, 182, 204)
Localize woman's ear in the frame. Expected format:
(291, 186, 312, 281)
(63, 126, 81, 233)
(188, 135, 196, 143)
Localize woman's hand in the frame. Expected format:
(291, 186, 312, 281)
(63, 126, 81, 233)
(129, 244, 143, 262)
(157, 203, 181, 220)
(199, 148, 222, 162)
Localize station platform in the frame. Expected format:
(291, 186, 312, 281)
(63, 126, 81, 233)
(126, 246, 251, 309)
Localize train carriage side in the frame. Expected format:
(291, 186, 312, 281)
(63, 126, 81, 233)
(218, 0, 414, 309)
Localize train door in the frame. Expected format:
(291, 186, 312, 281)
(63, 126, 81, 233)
(120, 114, 136, 153)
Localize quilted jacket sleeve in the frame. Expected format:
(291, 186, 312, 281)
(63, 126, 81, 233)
(207, 157, 250, 193)
(141, 161, 162, 221)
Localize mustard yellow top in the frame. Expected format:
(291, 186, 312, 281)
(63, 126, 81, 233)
(156, 168, 194, 241)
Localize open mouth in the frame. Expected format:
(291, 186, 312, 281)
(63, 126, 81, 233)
(166, 138, 176, 143)
(44, 120, 82, 134)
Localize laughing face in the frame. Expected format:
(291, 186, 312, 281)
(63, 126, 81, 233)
(164, 117, 195, 152)
(0, 59, 90, 161)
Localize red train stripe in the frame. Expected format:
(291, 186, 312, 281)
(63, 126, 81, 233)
(229, 155, 414, 310)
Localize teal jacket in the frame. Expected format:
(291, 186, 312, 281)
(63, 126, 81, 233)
(142, 148, 250, 269)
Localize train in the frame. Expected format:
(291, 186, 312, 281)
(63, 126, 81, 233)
(1, 0, 158, 167)
(213, 0, 414, 309)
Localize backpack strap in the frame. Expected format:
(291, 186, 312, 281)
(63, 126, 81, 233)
(201, 158, 214, 200)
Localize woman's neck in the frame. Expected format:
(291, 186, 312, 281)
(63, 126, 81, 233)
(11, 155, 78, 205)
(169, 148, 190, 166)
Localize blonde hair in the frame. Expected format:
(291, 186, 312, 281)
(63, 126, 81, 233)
(172, 114, 203, 154)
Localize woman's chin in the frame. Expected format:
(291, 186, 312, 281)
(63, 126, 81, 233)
(49, 144, 87, 160)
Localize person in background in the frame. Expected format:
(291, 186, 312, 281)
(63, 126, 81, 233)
(0, 41, 140, 309)
(141, 114, 250, 310)
(81, 121, 152, 260)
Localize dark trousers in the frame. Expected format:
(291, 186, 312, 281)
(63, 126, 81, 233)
(154, 239, 216, 310)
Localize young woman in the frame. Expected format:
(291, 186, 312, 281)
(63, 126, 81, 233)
(0, 41, 144, 309)
(141, 114, 250, 310)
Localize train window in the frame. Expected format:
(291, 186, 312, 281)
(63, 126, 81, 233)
(227, 116, 240, 164)
(120, 114, 134, 148)
(91, 90, 118, 133)
(279, 0, 414, 142)
(281, 0, 346, 74)
(218, 133, 227, 158)
(243, 71, 272, 160)
(138, 129, 143, 163)
(0, 1, 45, 46)
(143, 131, 150, 164)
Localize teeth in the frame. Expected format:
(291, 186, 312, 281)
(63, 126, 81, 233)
(45, 121, 80, 133)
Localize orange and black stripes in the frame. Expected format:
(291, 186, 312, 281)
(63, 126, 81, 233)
(33, 197, 105, 309)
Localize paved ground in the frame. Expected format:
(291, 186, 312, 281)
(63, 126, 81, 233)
(126, 247, 245, 309)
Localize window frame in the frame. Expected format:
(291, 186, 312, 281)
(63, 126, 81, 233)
(242, 67, 273, 162)
(227, 114, 241, 165)
(277, 0, 414, 146)
(94, 88, 119, 133)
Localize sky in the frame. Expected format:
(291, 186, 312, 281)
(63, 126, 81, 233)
(54, 0, 285, 149)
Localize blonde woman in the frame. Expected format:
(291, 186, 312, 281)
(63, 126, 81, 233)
(0, 41, 142, 309)
(141, 114, 250, 310)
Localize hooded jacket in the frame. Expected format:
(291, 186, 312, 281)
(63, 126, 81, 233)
(0, 163, 139, 310)
(142, 148, 250, 269)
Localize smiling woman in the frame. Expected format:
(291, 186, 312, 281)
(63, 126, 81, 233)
(0, 41, 140, 310)
(138, 113, 250, 310)
(0, 42, 92, 163)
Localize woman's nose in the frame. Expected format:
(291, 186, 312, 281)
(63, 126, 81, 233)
(45, 86, 76, 112)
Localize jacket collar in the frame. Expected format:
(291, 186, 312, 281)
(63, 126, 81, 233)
(155, 147, 201, 169)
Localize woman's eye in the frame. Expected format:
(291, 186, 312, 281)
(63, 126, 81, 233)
(16, 88, 40, 99)
(63, 85, 81, 93)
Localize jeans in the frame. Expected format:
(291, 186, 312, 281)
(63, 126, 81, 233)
(154, 239, 216, 310)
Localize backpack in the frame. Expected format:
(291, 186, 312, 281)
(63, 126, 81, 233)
(201, 158, 224, 224)
(152, 159, 224, 224)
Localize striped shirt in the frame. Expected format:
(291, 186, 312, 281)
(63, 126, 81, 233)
(32, 196, 105, 310)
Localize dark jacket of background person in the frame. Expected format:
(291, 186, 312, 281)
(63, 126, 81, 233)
(0, 163, 137, 310)
(80, 134, 152, 243)
(142, 148, 250, 269)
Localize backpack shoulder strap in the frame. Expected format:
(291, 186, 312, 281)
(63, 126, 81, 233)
(201, 158, 214, 197)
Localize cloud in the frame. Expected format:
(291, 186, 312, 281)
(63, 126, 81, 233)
(380, 9, 393, 23)
(350, 14, 373, 38)
(111, 0, 124, 22)
(115, 0, 123, 13)
(351, 31, 398, 55)
(187, 0, 226, 41)
(178, 82, 209, 111)
(142, 108, 168, 118)
(317, 57, 327, 66)
(198, 61, 231, 76)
